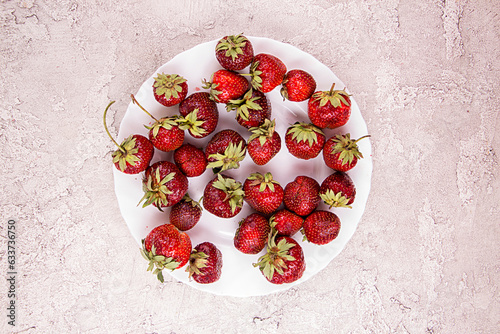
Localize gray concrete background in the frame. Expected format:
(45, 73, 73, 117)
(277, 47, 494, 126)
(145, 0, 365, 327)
(1, 0, 499, 333)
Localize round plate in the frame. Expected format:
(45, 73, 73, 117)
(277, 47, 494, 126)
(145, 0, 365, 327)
(113, 36, 372, 297)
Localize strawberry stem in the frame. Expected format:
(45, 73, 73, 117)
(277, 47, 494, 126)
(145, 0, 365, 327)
(103, 101, 125, 153)
(328, 83, 336, 95)
(131, 94, 158, 121)
(354, 135, 371, 143)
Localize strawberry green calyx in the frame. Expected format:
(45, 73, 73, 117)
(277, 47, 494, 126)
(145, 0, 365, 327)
(112, 135, 140, 172)
(176, 109, 207, 137)
(182, 193, 203, 211)
(185, 250, 208, 279)
(201, 78, 222, 102)
(216, 34, 248, 60)
(312, 83, 351, 108)
(146, 116, 181, 137)
(331, 134, 370, 165)
(248, 61, 263, 91)
(140, 240, 180, 283)
(253, 231, 296, 281)
(153, 73, 187, 100)
(300, 229, 309, 242)
(320, 189, 352, 209)
(226, 88, 262, 121)
(139, 168, 176, 209)
(103, 101, 140, 172)
(287, 122, 324, 147)
(212, 174, 245, 214)
(249, 119, 276, 146)
(247, 172, 279, 192)
(207, 141, 246, 172)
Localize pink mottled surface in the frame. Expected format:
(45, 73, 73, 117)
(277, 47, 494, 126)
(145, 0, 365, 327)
(0, 1, 499, 333)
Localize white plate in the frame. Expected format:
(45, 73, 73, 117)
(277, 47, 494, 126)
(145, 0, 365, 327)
(113, 36, 372, 297)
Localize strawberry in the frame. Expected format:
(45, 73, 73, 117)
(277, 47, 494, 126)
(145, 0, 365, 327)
(202, 69, 249, 104)
(285, 122, 325, 160)
(247, 119, 281, 165)
(254, 233, 305, 285)
(186, 241, 223, 284)
(177, 92, 219, 139)
(203, 174, 245, 218)
(173, 143, 208, 177)
(319, 172, 356, 208)
(226, 88, 271, 129)
(234, 213, 270, 254)
(131, 95, 184, 152)
(152, 73, 188, 107)
(248, 53, 287, 93)
(283, 175, 320, 216)
(139, 161, 189, 210)
(302, 210, 341, 245)
(308, 83, 351, 129)
(146, 116, 184, 152)
(215, 34, 254, 71)
(323, 134, 370, 172)
(103, 101, 153, 174)
(111, 135, 153, 174)
(141, 223, 192, 282)
(280, 69, 316, 102)
(269, 209, 303, 237)
(243, 172, 283, 215)
(205, 129, 247, 173)
(169, 194, 202, 231)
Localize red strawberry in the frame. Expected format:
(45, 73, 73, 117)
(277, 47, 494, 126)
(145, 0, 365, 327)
(173, 143, 208, 177)
(205, 129, 247, 173)
(280, 69, 316, 102)
(177, 92, 219, 139)
(247, 119, 281, 165)
(215, 34, 254, 71)
(202, 69, 249, 103)
(269, 209, 303, 237)
(226, 88, 271, 129)
(308, 83, 351, 129)
(203, 174, 245, 218)
(169, 195, 203, 231)
(302, 210, 341, 245)
(248, 53, 287, 93)
(323, 134, 370, 172)
(285, 122, 325, 160)
(234, 213, 270, 254)
(141, 223, 192, 282)
(283, 175, 320, 216)
(319, 172, 356, 208)
(139, 161, 189, 210)
(103, 101, 153, 174)
(186, 242, 223, 284)
(243, 172, 284, 215)
(152, 73, 188, 107)
(146, 116, 184, 152)
(131, 94, 184, 152)
(254, 233, 305, 284)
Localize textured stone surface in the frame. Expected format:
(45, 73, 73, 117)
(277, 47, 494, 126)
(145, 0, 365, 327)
(1, 0, 499, 333)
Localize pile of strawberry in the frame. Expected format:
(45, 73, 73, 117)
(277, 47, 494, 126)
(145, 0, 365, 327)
(104, 34, 369, 286)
